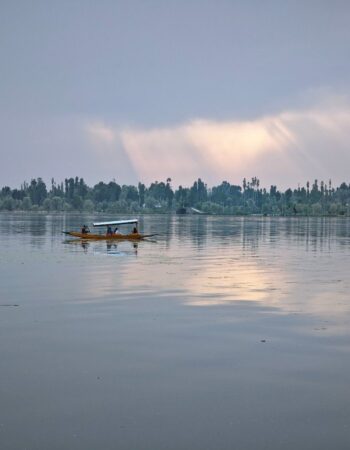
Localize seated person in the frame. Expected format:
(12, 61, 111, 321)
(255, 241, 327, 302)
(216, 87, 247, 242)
(132, 226, 138, 234)
(107, 226, 113, 236)
(114, 227, 122, 235)
(81, 224, 90, 234)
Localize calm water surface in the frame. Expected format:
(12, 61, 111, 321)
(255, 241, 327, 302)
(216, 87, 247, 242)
(1, 213, 350, 450)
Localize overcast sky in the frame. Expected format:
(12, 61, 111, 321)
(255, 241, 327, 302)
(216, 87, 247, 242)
(1, 0, 350, 189)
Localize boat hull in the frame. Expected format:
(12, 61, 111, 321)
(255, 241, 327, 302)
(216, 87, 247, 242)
(63, 231, 154, 240)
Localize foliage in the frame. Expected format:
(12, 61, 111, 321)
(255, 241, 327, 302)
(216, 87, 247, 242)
(1, 176, 350, 216)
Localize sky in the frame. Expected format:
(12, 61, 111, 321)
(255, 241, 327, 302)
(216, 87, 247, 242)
(1, 0, 350, 189)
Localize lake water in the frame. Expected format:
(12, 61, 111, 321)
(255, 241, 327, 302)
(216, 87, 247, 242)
(1, 213, 350, 450)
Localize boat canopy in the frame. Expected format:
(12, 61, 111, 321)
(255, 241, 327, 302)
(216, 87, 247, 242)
(93, 219, 138, 227)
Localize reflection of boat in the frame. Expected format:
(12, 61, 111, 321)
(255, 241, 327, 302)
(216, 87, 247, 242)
(63, 219, 156, 240)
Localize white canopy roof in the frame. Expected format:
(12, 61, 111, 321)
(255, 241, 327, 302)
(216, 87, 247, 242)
(93, 219, 138, 227)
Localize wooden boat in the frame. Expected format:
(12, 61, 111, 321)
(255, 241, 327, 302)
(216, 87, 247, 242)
(63, 219, 156, 241)
(63, 231, 154, 240)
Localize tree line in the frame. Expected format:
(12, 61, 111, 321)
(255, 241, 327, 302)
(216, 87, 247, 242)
(1, 176, 350, 216)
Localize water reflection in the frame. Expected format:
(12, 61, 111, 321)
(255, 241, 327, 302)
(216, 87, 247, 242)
(81, 240, 89, 253)
(84, 215, 350, 319)
(63, 238, 139, 257)
(2, 213, 350, 450)
(1, 213, 350, 318)
(106, 241, 138, 256)
(186, 259, 282, 306)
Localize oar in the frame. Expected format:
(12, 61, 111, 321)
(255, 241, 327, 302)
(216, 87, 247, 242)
(141, 233, 159, 239)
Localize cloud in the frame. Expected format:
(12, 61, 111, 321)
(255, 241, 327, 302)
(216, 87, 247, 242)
(85, 96, 350, 188)
(118, 118, 288, 186)
(86, 122, 116, 145)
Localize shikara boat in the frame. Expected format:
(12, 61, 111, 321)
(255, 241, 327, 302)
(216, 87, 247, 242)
(63, 219, 156, 240)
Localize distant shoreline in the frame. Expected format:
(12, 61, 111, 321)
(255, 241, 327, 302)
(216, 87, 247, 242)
(1, 177, 350, 217)
(1, 210, 350, 218)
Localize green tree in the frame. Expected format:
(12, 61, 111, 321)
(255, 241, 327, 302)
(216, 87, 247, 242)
(138, 182, 146, 207)
(28, 178, 47, 205)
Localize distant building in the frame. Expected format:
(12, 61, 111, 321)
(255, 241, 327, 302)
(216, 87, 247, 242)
(176, 207, 204, 215)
